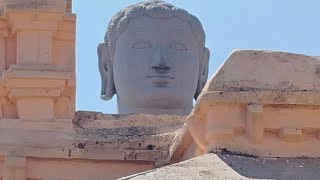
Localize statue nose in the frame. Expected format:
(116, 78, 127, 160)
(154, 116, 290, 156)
(151, 45, 171, 73)
(152, 62, 171, 73)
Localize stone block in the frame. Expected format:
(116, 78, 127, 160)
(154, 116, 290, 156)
(54, 96, 74, 119)
(278, 128, 304, 142)
(205, 128, 234, 143)
(5, 35, 17, 70)
(17, 31, 52, 65)
(2, 103, 18, 119)
(17, 98, 54, 120)
(3, 156, 26, 180)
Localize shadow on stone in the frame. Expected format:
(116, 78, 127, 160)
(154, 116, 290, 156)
(216, 152, 320, 180)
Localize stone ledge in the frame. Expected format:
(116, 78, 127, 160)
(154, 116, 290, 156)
(199, 91, 320, 106)
(73, 111, 187, 166)
(0, 127, 170, 165)
(74, 111, 186, 134)
(2, 69, 72, 80)
(8, 88, 61, 101)
(0, 118, 72, 131)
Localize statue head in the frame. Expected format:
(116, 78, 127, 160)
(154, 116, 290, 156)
(98, 0, 210, 115)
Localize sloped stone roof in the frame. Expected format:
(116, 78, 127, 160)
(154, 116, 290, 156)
(122, 153, 320, 180)
(206, 50, 320, 93)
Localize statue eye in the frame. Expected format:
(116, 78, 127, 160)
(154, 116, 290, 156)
(170, 42, 187, 51)
(132, 42, 152, 49)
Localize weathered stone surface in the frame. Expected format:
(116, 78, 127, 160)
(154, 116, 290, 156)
(206, 50, 320, 92)
(5, 0, 67, 13)
(187, 50, 320, 157)
(74, 111, 187, 166)
(122, 153, 320, 180)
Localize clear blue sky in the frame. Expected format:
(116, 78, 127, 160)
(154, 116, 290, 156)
(74, 0, 320, 113)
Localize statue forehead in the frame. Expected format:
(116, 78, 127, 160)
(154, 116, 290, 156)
(120, 15, 195, 37)
(128, 15, 190, 27)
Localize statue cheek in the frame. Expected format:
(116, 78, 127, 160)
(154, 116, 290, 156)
(174, 53, 199, 70)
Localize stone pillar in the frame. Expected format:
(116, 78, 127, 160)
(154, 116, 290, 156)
(246, 103, 264, 144)
(66, 0, 72, 12)
(0, 0, 76, 120)
(0, 18, 7, 72)
(0, 0, 4, 16)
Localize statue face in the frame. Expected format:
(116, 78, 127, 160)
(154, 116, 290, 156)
(113, 15, 200, 114)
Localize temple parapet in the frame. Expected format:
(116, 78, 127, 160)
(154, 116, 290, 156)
(74, 111, 187, 167)
(188, 50, 320, 157)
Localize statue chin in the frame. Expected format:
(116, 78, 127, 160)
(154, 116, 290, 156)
(117, 102, 193, 115)
(117, 95, 193, 115)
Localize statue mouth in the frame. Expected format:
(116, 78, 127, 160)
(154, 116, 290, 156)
(146, 75, 175, 87)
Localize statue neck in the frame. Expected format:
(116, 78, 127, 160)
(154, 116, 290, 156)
(117, 98, 193, 115)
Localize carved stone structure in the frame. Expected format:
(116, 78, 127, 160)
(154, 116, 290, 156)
(0, 0, 75, 121)
(188, 50, 320, 157)
(98, 1, 210, 115)
(0, 0, 76, 179)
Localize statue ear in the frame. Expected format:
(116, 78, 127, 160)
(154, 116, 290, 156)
(194, 47, 210, 99)
(98, 43, 116, 100)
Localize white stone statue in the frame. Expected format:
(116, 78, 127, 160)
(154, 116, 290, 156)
(98, 0, 210, 115)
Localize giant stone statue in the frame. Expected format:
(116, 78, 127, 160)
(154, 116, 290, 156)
(98, 1, 210, 115)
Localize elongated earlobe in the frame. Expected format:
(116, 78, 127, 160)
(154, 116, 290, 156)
(194, 47, 210, 99)
(98, 43, 116, 100)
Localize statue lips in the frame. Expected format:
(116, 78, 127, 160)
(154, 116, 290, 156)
(146, 75, 175, 87)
